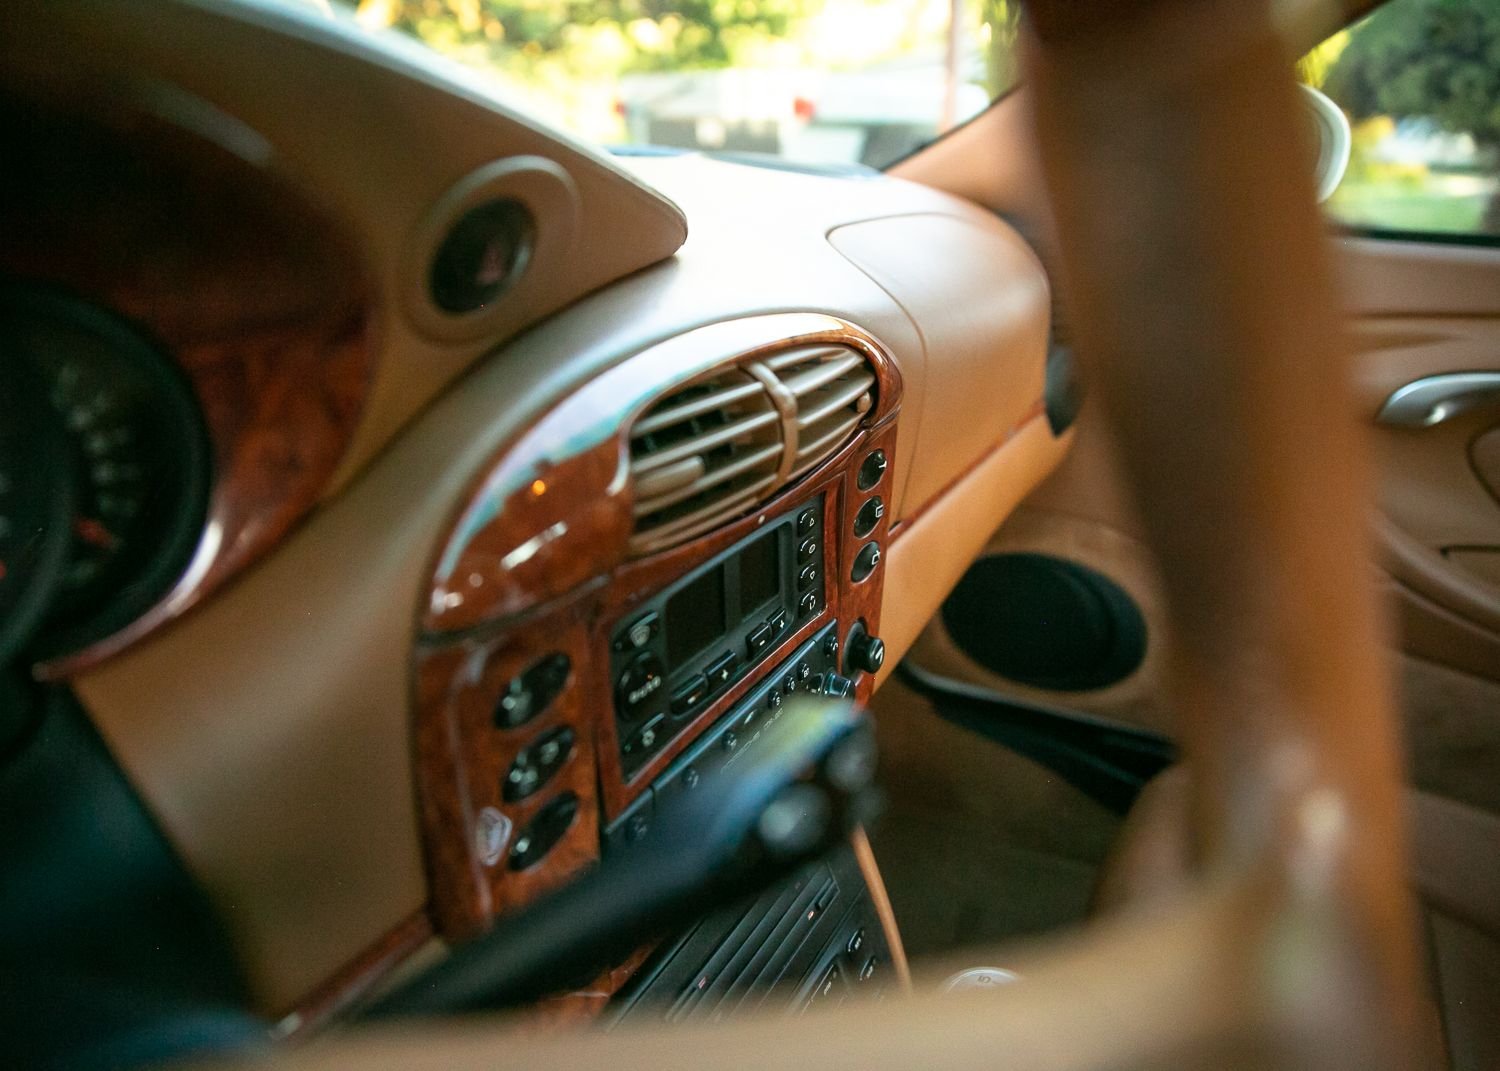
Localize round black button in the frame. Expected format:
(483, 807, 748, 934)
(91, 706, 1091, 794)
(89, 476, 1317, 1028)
(615, 653, 666, 721)
(430, 199, 535, 314)
(857, 450, 888, 491)
(853, 497, 885, 538)
(846, 623, 886, 676)
(852, 541, 881, 583)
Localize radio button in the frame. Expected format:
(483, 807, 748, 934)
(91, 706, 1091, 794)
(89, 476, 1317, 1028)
(797, 536, 819, 562)
(797, 507, 818, 535)
(747, 622, 774, 657)
(798, 563, 820, 590)
(705, 651, 738, 690)
(798, 590, 821, 618)
(613, 611, 659, 652)
(616, 653, 666, 721)
(854, 497, 885, 538)
(851, 542, 881, 583)
(622, 714, 666, 760)
(769, 610, 788, 634)
(670, 674, 709, 716)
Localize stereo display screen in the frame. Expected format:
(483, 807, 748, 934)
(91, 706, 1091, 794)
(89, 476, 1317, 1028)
(738, 529, 781, 614)
(665, 564, 727, 666)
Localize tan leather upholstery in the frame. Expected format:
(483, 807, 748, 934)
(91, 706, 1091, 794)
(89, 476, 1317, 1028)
(879, 418, 1073, 683)
(74, 150, 1063, 1012)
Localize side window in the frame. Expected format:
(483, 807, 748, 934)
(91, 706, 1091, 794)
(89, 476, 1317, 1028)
(1305, 0, 1500, 242)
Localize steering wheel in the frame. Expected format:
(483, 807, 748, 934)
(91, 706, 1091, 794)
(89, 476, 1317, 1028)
(263, 2, 1430, 1068)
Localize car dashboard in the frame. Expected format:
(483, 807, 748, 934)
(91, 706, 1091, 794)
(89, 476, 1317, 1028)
(0, 0, 1070, 1044)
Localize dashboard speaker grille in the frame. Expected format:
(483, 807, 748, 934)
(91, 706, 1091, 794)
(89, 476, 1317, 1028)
(629, 343, 877, 554)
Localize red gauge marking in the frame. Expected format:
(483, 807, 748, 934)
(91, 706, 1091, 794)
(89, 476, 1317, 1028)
(74, 517, 118, 550)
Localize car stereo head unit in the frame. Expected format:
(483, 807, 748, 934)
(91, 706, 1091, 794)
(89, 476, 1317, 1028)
(610, 495, 827, 776)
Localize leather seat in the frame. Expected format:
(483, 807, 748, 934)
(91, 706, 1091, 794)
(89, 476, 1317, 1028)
(1096, 769, 1500, 1071)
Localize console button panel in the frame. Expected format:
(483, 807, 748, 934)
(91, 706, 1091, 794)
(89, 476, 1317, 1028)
(609, 621, 844, 825)
(608, 495, 826, 777)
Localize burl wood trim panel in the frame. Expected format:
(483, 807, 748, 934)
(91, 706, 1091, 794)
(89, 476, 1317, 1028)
(414, 313, 902, 943)
(421, 313, 901, 636)
(0, 93, 376, 676)
(414, 606, 604, 941)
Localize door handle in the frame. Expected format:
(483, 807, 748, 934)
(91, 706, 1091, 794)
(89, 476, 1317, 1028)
(1376, 372, 1500, 428)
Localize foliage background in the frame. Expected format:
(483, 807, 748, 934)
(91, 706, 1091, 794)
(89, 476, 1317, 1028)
(355, 0, 1498, 235)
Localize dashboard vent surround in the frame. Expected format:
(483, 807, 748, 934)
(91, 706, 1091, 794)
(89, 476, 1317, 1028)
(629, 344, 877, 553)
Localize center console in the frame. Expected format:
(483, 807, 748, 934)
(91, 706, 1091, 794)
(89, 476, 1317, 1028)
(408, 313, 903, 1019)
(609, 496, 829, 779)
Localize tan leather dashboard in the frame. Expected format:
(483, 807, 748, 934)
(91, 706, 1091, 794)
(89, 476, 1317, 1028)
(14, 0, 1064, 1022)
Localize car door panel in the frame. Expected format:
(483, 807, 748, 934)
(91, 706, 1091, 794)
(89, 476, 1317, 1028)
(1343, 239, 1500, 681)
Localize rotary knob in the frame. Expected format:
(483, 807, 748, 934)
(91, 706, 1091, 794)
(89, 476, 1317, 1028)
(845, 623, 885, 677)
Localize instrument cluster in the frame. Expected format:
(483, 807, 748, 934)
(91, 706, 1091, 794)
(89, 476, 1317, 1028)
(0, 289, 209, 664)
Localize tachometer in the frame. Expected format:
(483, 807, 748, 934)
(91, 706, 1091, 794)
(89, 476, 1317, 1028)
(1, 289, 211, 660)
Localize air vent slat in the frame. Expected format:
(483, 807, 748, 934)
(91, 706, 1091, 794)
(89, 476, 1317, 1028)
(627, 340, 878, 554)
(632, 380, 766, 438)
(779, 352, 864, 398)
(794, 413, 862, 464)
(633, 456, 706, 501)
(763, 345, 851, 372)
(795, 371, 875, 429)
(634, 442, 783, 517)
(633, 479, 777, 547)
(630, 409, 779, 477)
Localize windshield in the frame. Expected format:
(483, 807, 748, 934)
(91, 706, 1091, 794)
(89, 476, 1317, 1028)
(342, 0, 1018, 170)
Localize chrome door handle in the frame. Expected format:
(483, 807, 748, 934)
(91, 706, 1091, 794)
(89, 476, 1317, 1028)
(1376, 373, 1500, 428)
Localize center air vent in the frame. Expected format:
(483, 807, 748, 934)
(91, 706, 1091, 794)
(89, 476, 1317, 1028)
(629, 343, 876, 553)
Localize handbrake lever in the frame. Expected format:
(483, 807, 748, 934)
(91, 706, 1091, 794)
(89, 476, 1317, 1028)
(366, 696, 879, 1018)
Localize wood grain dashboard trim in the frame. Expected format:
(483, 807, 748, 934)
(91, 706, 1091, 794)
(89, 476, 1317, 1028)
(0, 92, 377, 678)
(413, 313, 902, 944)
(421, 313, 901, 637)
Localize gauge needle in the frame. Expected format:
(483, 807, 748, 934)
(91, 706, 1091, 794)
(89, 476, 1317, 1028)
(74, 517, 118, 550)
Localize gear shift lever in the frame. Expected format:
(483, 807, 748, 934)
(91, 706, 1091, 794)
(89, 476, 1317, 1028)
(367, 697, 878, 1018)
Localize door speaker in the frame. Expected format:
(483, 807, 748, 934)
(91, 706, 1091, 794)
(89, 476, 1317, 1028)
(939, 553, 1146, 691)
